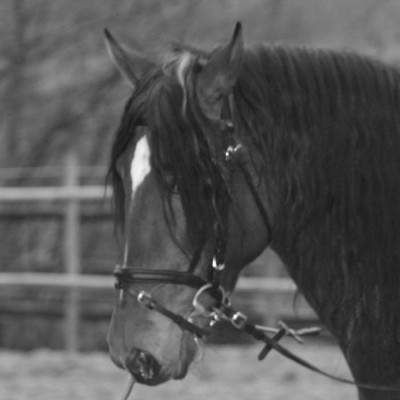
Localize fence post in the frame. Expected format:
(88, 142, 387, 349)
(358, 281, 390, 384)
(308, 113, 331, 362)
(63, 150, 81, 352)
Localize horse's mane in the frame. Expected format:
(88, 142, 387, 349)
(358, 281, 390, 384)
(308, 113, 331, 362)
(109, 42, 400, 342)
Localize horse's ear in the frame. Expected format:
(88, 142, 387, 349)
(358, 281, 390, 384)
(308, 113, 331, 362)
(196, 22, 244, 116)
(104, 29, 153, 88)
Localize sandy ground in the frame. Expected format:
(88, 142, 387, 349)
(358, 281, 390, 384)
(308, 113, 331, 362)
(0, 341, 357, 400)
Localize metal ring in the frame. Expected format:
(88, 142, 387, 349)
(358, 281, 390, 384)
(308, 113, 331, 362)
(192, 284, 213, 314)
(192, 284, 227, 315)
(231, 311, 248, 329)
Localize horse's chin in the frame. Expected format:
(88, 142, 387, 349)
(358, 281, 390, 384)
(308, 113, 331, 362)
(168, 332, 200, 382)
(133, 332, 199, 386)
(174, 331, 199, 378)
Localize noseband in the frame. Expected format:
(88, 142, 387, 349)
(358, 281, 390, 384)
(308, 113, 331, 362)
(114, 256, 227, 339)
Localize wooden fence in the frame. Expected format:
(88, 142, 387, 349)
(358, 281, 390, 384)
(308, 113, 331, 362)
(0, 154, 313, 352)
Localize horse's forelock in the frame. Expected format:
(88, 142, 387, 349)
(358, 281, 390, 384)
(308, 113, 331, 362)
(146, 55, 228, 249)
(108, 46, 228, 256)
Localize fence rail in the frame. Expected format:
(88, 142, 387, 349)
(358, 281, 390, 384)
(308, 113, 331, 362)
(0, 272, 296, 292)
(0, 185, 111, 201)
(0, 156, 313, 352)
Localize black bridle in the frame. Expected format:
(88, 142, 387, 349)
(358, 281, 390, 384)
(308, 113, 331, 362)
(113, 97, 231, 338)
(113, 94, 248, 336)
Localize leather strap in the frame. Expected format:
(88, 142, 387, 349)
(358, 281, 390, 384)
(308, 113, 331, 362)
(114, 266, 207, 289)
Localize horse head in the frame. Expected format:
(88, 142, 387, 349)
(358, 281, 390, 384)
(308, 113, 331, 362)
(105, 24, 271, 385)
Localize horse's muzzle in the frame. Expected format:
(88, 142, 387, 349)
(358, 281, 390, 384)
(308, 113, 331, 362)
(125, 349, 163, 385)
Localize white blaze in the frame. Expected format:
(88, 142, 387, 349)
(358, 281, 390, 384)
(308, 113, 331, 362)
(130, 135, 152, 198)
(123, 134, 152, 266)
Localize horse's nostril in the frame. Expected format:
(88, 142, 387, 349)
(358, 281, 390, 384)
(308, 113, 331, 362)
(126, 349, 161, 383)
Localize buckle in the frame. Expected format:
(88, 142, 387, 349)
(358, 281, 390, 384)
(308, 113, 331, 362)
(225, 144, 243, 162)
(230, 311, 248, 329)
(212, 256, 225, 272)
(258, 326, 286, 360)
(137, 291, 155, 309)
(209, 312, 221, 327)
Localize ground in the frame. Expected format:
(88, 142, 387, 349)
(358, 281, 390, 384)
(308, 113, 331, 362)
(0, 340, 356, 400)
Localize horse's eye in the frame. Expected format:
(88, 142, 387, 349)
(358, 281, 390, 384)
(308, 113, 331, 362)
(170, 183, 179, 195)
(164, 172, 179, 195)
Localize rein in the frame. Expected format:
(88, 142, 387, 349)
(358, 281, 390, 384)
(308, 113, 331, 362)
(113, 95, 400, 394)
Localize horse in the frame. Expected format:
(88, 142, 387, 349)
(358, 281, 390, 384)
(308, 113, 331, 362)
(104, 23, 400, 399)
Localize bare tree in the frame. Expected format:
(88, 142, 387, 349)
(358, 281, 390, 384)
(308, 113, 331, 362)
(4, 0, 29, 163)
